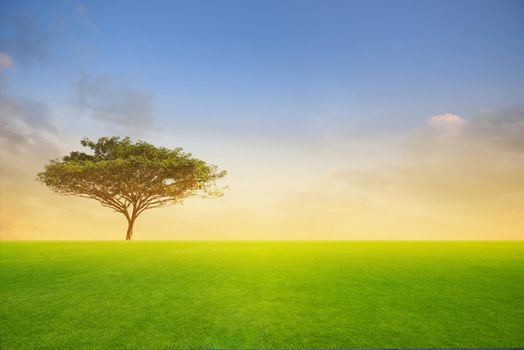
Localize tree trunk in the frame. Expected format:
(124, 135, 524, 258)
(126, 219, 134, 240)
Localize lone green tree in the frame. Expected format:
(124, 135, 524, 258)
(38, 137, 226, 240)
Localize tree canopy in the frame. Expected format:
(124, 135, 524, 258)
(37, 137, 226, 239)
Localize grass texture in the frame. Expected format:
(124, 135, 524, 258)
(1, 241, 523, 349)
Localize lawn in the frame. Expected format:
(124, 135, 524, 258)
(1, 241, 523, 349)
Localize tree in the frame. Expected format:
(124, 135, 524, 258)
(37, 137, 226, 240)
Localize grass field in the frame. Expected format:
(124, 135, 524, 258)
(1, 241, 523, 349)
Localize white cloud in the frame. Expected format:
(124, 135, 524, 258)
(428, 113, 466, 136)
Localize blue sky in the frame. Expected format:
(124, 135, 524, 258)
(2, 0, 524, 135)
(1, 0, 524, 239)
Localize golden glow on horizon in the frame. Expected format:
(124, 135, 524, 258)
(1, 111, 523, 240)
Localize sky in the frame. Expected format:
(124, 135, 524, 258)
(1, 0, 523, 240)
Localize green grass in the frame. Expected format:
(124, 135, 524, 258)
(1, 241, 523, 349)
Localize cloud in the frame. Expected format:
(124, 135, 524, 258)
(428, 113, 466, 136)
(0, 96, 56, 132)
(0, 78, 64, 239)
(75, 74, 154, 129)
(464, 105, 524, 152)
(0, 52, 13, 70)
(0, 87, 59, 157)
(336, 107, 524, 206)
(412, 109, 524, 201)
